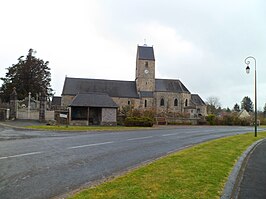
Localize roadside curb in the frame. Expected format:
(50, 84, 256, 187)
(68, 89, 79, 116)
(221, 138, 264, 199)
(0, 122, 28, 130)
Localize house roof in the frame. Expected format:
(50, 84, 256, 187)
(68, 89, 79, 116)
(51, 96, 61, 106)
(155, 79, 190, 93)
(238, 109, 250, 118)
(62, 77, 139, 98)
(69, 93, 118, 108)
(191, 94, 206, 106)
(137, 45, 155, 61)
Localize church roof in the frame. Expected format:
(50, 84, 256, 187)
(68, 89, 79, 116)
(137, 45, 155, 61)
(62, 77, 191, 98)
(62, 77, 139, 98)
(139, 91, 154, 98)
(191, 94, 206, 106)
(70, 93, 118, 108)
(155, 79, 190, 93)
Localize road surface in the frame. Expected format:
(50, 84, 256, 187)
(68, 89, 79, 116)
(0, 125, 257, 199)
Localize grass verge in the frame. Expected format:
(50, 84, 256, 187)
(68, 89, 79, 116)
(68, 132, 266, 199)
(25, 125, 153, 131)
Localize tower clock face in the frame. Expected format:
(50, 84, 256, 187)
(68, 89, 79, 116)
(144, 69, 149, 74)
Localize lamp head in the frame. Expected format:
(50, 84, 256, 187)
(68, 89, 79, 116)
(246, 65, 250, 74)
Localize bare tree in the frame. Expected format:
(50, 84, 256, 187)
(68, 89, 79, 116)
(206, 96, 221, 114)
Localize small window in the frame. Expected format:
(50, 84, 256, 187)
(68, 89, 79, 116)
(160, 98, 165, 106)
(174, 99, 178, 106)
(185, 99, 188, 106)
(128, 101, 131, 105)
(144, 100, 147, 108)
(145, 61, 148, 67)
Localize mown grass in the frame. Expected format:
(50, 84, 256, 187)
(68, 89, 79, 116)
(25, 125, 153, 131)
(68, 132, 266, 199)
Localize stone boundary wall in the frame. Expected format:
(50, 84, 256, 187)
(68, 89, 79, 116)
(155, 117, 199, 125)
(17, 110, 54, 120)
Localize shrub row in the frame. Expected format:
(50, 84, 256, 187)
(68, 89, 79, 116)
(205, 114, 252, 126)
(124, 117, 154, 127)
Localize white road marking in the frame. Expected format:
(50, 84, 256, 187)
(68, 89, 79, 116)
(67, 141, 114, 149)
(161, 133, 178, 137)
(0, 151, 43, 160)
(127, 136, 153, 141)
(0, 132, 193, 161)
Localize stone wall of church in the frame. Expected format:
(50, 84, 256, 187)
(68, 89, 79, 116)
(136, 59, 155, 92)
(196, 105, 207, 116)
(154, 92, 191, 114)
(61, 95, 75, 107)
(138, 98, 155, 110)
(112, 97, 141, 110)
(136, 79, 155, 92)
(112, 97, 156, 112)
(136, 60, 155, 80)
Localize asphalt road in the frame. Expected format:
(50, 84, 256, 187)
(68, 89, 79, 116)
(0, 125, 257, 199)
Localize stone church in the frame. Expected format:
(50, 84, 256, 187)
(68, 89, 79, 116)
(61, 44, 207, 125)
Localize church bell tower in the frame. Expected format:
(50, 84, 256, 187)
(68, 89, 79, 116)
(135, 45, 155, 92)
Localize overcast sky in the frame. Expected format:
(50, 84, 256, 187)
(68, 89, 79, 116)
(1, 0, 266, 110)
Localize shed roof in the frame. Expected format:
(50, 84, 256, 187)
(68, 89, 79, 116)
(137, 45, 155, 61)
(69, 93, 118, 108)
(62, 77, 139, 98)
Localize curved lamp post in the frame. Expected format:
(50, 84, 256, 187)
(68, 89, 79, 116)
(244, 56, 257, 137)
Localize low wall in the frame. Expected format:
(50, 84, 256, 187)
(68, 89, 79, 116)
(70, 120, 88, 126)
(155, 117, 199, 125)
(17, 110, 55, 121)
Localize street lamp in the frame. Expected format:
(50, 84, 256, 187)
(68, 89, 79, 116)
(244, 56, 257, 137)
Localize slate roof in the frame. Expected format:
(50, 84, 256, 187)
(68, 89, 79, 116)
(137, 45, 155, 61)
(155, 79, 190, 93)
(62, 77, 139, 98)
(69, 93, 118, 108)
(62, 77, 191, 99)
(139, 91, 154, 98)
(51, 96, 61, 106)
(191, 94, 206, 106)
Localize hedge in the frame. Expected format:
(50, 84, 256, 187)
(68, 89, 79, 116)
(124, 117, 154, 127)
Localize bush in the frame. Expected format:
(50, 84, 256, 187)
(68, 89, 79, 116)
(124, 117, 154, 127)
(206, 114, 216, 125)
(205, 113, 252, 126)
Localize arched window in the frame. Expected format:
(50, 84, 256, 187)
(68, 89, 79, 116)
(160, 98, 165, 106)
(144, 100, 147, 108)
(174, 98, 178, 106)
(185, 99, 188, 107)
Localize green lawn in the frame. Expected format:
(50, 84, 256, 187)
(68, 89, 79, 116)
(68, 132, 266, 199)
(26, 125, 153, 131)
